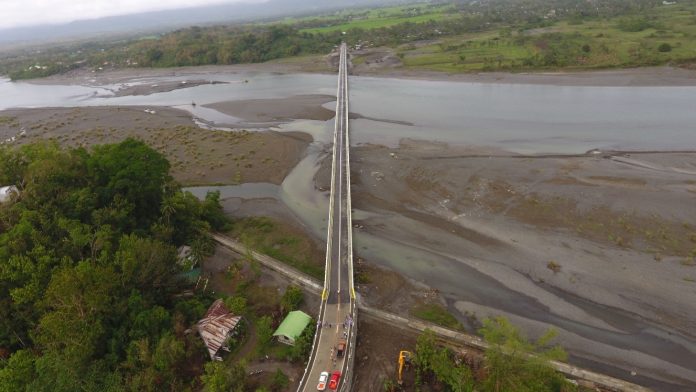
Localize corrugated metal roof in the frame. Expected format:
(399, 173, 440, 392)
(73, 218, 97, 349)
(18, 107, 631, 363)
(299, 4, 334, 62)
(0, 186, 18, 203)
(273, 310, 311, 340)
(198, 299, 242, 360)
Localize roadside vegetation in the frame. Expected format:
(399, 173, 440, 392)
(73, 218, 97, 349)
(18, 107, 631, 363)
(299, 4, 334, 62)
(2, 0, 696, 80)
(228, 216, 325, 280)
(390, 317, 578, 392)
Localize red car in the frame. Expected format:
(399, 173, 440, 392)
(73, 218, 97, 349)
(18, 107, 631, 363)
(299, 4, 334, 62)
(328, 371, 341, 390)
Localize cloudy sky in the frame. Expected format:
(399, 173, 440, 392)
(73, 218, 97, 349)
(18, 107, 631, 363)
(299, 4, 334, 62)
(1, 0, 263, 29)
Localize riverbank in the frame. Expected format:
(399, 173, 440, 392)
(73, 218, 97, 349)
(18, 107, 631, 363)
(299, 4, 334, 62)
(19, 56, 696, 87)
(353, 63, 696, 86)
(0, 106, 310, 185)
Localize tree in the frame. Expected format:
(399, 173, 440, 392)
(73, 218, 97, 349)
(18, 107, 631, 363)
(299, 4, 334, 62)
(201, 191, 230, 231)
(658, 43, 672, 52)
(224, 295, 248, 316)
(190, 234, 215, 266)
(201, 360, 247, 392)
(270, 368, 289, 392)
(479, 317, 572, 392)
(152, 333, 185, 375)
(289, 321, 315, 362)
(256, 316, 274, 355)
(87, 138, 171, 230)
(0, 349, 36, 392)
(114, 235, 179, 297)
(34, 262, 118, 372)
(129, 306, 171, 341)
(415, 329, 474, 392)
(280, 285, 303, 314)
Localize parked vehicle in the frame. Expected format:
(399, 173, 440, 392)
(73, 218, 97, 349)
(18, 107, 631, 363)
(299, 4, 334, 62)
(328, 371, 342, 390)
(317, 371, 329, 391)
(337, 339, 346, 358)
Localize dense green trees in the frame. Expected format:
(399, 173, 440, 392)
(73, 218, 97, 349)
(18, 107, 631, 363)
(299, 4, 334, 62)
(0, 139, 229, 391)
(130, 25, 336, 68)
(414, 330, 475, 392)
(201, 360, 247, 392)
(280, 285, 303, 313)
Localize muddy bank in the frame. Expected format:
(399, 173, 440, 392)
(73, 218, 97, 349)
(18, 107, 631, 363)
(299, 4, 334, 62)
(204, 94, 335, 124)
(25, 55, 336, 86)
(312, 141, 696, 391)
(107, 79, 228, 97)
(24, 52, 696, 88)
(0, 106, 310, 185)
(354, 64, 696, 86)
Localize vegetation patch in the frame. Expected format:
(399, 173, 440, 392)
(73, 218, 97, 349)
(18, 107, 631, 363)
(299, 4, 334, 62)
(411, 303, 464, 331)
(228, 217, 324, 279)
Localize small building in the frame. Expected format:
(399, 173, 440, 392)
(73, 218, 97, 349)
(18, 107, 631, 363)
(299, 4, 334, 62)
(273, 310, 311, 346)
(198, 299, 243, 361)
(0, 186, 18, 204)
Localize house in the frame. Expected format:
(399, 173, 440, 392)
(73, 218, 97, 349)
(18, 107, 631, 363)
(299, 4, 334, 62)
(198, 299, 243, 361)
(0, 186, 18, 204)
(273, 310, 311, 346)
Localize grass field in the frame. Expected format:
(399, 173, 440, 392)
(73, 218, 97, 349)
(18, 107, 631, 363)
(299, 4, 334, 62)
(341, 1, 696, 73)
(291, 3, 455, 34)
(228, 217, 325, 280)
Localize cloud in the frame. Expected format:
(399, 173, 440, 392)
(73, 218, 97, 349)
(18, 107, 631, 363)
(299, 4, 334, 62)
(0, 0, 262, 29)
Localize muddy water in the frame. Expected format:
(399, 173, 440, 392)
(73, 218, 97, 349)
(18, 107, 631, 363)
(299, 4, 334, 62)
(2, 74, 696, 152)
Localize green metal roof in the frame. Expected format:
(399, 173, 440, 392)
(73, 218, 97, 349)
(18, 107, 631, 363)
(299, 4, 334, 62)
(273, 310, 311, 340)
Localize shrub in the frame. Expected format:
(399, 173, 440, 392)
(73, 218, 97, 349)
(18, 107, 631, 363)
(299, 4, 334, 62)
(658, 43, 672, 52)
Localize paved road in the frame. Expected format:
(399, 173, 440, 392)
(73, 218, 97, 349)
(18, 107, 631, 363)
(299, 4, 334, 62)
(298, 43, 356, 392)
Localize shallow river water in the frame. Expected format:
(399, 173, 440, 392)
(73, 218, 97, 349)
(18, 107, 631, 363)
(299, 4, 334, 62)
(2, 73, 696, 153)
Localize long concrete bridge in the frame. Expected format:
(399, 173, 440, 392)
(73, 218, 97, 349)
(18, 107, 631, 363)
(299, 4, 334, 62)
(296, 42, 357, 392)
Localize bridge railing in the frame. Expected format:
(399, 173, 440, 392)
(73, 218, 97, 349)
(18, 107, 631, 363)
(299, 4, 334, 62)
(339, 43, 358, 392)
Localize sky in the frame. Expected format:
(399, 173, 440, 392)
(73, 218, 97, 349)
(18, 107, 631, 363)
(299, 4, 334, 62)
(0, 0, 264, 29)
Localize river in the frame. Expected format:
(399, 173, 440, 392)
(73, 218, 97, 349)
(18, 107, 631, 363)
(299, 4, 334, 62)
(3, 72, 696, 390)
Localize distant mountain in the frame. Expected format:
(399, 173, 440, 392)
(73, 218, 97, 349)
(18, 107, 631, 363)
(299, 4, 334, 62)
(0, 0, 403, 45)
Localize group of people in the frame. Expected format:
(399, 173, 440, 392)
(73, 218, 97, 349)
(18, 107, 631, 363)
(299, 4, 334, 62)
(316, 315, 354, 330)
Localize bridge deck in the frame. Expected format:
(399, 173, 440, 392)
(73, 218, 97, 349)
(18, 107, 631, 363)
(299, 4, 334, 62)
(298, 43, 356, 392)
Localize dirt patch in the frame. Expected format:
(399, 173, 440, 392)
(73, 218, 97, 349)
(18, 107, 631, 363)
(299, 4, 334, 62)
(0, 106, 310, 185)
(204, 94, 336, 123)
(353, 316, 419, 391)
(350, 47, 403, 74)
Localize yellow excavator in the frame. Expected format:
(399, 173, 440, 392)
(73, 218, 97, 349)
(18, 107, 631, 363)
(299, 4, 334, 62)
(397, 350, 412, 385)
